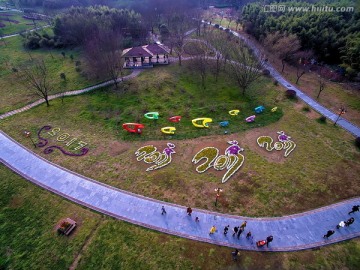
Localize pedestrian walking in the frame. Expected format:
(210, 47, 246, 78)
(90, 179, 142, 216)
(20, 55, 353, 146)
(161, 206, 166, 215)
(232, 226, 239, 237)
(345, 217, 355, 227)
(246, 231, 252, 239)
(266, 235, 273, 247)
(224, 225, 229, 235)
(187, 207, 192, 216)
(323, 230, 335, 238)
(237, 227, 244, 239)
(231, 249, 239, 261)
(336, 221, 346, 229)
(240, 221, 247, 230)
(195, 217, 199, 222)
(348, 205, 360, 215)
(209, 225, 217, 235)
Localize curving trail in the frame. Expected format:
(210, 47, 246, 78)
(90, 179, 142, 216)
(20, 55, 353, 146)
(1, 130, 359, 252)
(1, 28, 359, 137)
(0, 70, 142, 120)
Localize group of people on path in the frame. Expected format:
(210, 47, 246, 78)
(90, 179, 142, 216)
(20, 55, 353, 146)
(162, 206, 273, 248)
(323, 205, 358, 239)
(160, 203, 359, 259)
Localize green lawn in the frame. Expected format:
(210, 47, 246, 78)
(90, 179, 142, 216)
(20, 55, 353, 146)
(0, 34, 103, 114)
(1, 63, 359, 217)
(1, 164, 360, 269)
(0, 11, 48, 35)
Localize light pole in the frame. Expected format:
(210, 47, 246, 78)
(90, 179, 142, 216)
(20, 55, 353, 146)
(334, 106, 346, 126)
(24, 130, 36, 148)
(214, 188, 223, 206)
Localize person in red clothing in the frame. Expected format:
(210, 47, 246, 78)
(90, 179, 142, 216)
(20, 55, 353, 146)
(186, 207, 192, 216)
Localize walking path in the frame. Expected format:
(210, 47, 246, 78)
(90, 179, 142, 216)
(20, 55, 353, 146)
(223, 25, 360, 137)
(1, 130, 359, 252)
(0, 70, 142, 120)
(2, 26, 360, 138)
(2, 25, 51, 39)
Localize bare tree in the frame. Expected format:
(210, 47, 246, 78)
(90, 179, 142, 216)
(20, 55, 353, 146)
(187, 41, 210, 89)
(226, 38, 265, 95)
(294, 50, 313, 84)
(317, 65, 326, 99)
(264, 32, 301, 73)
(85, 30, 124, 88)
(204, 29, 230, 82)
(167, 13, 193, 66)
(17, 59, 52, 107)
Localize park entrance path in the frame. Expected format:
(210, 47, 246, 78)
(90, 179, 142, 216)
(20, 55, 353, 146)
(1, 130, 359, 252)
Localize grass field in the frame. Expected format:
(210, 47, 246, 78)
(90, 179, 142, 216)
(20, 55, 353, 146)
(0, 35, 105, 114)
(1, 17, 360, 268)
(1, 164, 360, 269)
(0, 11, 47, 35)
(1, 63, 359, 217)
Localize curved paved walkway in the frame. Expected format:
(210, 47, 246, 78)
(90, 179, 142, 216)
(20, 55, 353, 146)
(1, 130, 359, 251)
(0, 70, 142, 120)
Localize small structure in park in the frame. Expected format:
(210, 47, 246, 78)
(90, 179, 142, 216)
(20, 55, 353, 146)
(122, 44, 170, 68)
(161, 127, 176, 135)
(255, 106, 265, 114)
(245, 115, 256, 122)
(56, 218, 77, 236)
(122, 123, 145, 134)
(192, 118, 213, 128)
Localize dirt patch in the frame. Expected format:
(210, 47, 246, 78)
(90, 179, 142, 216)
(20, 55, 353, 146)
(108, 141, 130, 156)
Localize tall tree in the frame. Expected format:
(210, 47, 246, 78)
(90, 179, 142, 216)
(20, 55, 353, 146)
(204, 29, 230, 82)
(187, 41, 210, 90)
(17, 59, 52, 106)
(264, 32, 301, 73)
(226, 37, 265, 95)
(85, 30, 124, 88)
(167, 13, 194, 66)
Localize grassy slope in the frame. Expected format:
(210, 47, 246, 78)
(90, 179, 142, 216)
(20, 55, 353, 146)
(207, 12, 360, 126)
(1, 164, 360, 270)
(0, 34, 103, 114)
(0, 12, 48, 35)
(0, 164, 100, 269)
(0, 64, 359, 217)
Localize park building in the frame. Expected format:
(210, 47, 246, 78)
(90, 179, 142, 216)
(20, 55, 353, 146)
(122, 43, 170, 69)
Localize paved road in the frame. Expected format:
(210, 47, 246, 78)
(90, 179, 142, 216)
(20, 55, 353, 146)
(1, 131, 359, 252)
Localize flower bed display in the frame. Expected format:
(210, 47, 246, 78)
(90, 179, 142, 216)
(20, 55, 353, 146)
(37, 125, 89, 156)
(257, 131, 296, 157)
(135, 143, 176, 171)
(192, 140, 245, 183)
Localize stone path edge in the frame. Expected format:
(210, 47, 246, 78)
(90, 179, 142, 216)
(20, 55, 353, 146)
(1, 130, 360, 252)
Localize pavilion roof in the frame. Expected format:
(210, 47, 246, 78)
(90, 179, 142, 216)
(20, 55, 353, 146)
(122, 44, 169, 58)
(145, 44, 170, 55)
(122, 46, 153, 58)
